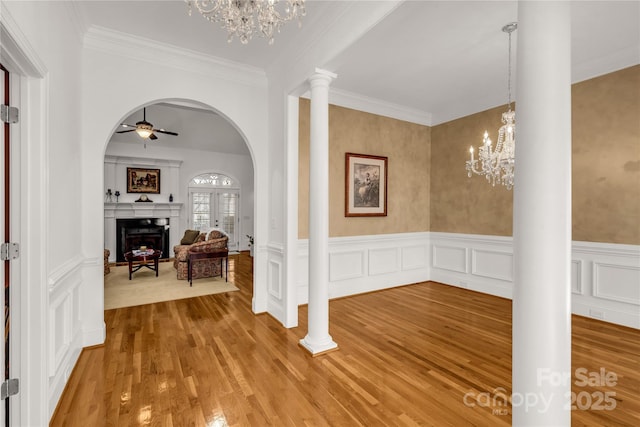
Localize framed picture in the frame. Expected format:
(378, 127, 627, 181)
(127, 167, 161, 194)
(345, 152, 388, 217)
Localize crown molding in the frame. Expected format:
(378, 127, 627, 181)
(322, 88, 432, 127)
(83, 26, 267, 88)
(65, 1, 89, 47)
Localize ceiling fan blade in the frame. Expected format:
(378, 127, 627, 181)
(154, 129, 178, 136)
(116, 129, 136, 134)
(149, 133, 158, 140)
(120, 123, 136, 128)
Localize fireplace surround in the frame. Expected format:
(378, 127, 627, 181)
(115, 218, 170, 262)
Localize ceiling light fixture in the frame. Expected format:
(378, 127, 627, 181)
(135, 124, 153, 139)
(185, 0, 306, 45)
(466, 22, 517, 190)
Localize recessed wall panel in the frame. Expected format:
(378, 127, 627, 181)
(402, 245, 428, 270)
(268, 260, 282, 299)
(330, 251, 365, 281)
(432, 245, 467, 273)
(471, 249, 513, 282)
(593, 262, 640, 305)
(369, 248, 398, 276)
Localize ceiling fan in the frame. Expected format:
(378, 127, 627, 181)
(117, 107, 178, 140)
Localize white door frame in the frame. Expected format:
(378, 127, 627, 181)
(1, 9, 48, 426)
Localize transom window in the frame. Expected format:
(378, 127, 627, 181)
(190, 173, 234, 187)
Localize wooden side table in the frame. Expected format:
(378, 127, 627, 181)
(187, 249, 228, 286)
(124, 249, 162, 280)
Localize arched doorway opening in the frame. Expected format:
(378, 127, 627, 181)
(102, 99, 255, 301)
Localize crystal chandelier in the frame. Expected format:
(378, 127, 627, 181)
(466, 22, 517, 190)
(185, 0, 306, 45)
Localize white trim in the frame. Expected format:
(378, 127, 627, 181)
(293, 231, 640, 329)
(83, 26, 266, 87)
(296, 232, 430, 304)
(329, 88, 432, 126)
(430, 232, 640, 329)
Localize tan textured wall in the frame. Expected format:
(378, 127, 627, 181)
(299, 99, 431, 238)
(299, 66, 639, 243)
(430, 106, 514, 236)
(430, 65, 640, 244)
(572, 65, 640, 244)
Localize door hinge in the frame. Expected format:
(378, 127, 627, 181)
(1, 242, 19, 261)
(1, 378, 19, 400)
(0, 104, 19, 124)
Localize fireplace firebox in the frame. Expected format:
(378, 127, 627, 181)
(116, 218, 170, 262)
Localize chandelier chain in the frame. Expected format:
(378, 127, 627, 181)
(507, 29, 513, 111)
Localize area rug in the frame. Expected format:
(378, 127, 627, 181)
(104, 262, 239, 310)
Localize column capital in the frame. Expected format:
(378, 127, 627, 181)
(309, 68, 337, 86)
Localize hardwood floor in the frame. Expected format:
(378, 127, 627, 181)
(51, 252, 640, 426)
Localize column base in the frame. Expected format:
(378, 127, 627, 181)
(299, 336, 338, 357)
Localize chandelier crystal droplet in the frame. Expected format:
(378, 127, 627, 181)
(466, 22, 517, 190)
(185, 0, 306, 45)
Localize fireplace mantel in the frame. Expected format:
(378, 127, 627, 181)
(104, 202, 183, 218)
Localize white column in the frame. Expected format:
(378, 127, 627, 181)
(513, 2, 572, 425)
(300, 68, 338, 355)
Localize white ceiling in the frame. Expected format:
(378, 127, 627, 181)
(76, 0, 640, 153)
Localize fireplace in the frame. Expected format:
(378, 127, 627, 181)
(116, 218, 170, 262)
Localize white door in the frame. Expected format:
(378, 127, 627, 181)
(189, 189, 240, 251)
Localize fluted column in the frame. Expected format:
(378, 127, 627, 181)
(299, 68, 338, 356)
(513, 2, 572, 425)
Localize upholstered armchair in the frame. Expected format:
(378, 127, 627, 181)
(173, 229, 228, 280)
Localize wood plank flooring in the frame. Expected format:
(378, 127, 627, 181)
(51, 252, 640, 426)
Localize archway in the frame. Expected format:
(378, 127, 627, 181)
(102, 99, 255, 304)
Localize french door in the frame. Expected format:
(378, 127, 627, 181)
(189, 189, 240, 251)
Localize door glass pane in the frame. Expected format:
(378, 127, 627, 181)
(217, 191, 239, 250)
(192, 192, 210, 230)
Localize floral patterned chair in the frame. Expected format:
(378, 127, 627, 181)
(173, 229, 228, 280)
(104, 249, 111, 275)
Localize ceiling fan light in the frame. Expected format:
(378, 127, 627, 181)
(136, 128, 153, 139)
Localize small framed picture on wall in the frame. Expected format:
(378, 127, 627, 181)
(345, 152, 388, 217)
(127, 167, 161, 194)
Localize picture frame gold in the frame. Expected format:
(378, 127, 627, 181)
(345, 153, 388, 217)
(127, 167, 160, 194)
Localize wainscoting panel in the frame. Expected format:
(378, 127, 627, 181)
(369, 248, 398, 276)
(297, 233, 430, 305)
(571, 260, 584, 295)
(402, 245, 428, 270)
(329, 250, 366, 282)
(48, 256, 85, 417)
(268, 259, 283, 299)
(432, 245, 468, 274)
(266, 244, 285, 324)
(592, 262, 640, 305)
(430, 233, 640, 329)
(471, 249, 513, 282)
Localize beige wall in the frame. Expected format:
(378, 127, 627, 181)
(298, 99, 431, 238)
(430, 105, 514, 236)
(572, 65, 640, 244)
(430, 65, 640, 244)
(299, 66, 639, 245)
